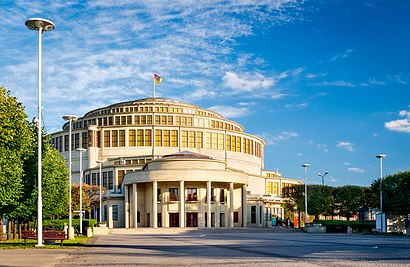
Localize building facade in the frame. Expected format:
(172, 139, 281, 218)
(50, 98, 301, 228)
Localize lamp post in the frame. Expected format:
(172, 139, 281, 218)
(96, 160, 105, 223)
(63, 115, 78, 239)
(302, 164, 310, 224)
(376, 154, 387, 233)
(25, 18, 55, 246)
(77, 148, 86, 235)
(318, 171, 329, 187)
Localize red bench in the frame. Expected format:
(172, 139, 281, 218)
(22, 230, 66, 246)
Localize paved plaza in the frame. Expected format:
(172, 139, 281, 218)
(1, 229, 410, 266)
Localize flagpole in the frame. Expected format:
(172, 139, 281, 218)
(153, 79, 156, 98)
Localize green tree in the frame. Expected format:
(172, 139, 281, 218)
(333, 185, 365, 221)
(0, 86, 32, 238)
(371, 170, 410, 215)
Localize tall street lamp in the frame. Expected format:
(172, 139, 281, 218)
(25, 18, 55, 246)
(318, 171, 329, 187)
(376, 154, 387, 233)
(302, 164, 310, 225)
(77, 148, 86, 235)
(63, 115, 78, 240)
(96, 160, 105, 223)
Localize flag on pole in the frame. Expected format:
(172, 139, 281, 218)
(154, 74, 162, 84)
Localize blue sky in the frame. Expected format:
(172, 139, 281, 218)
(1, 0, 409, 186)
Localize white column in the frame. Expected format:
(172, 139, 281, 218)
(207, 181, 211, 228)
(124, 185, 129, 228)
(179, 180, 185, 228)
(229, 182, 234, 227)
(133, 183, 138, 228)
(242, 184, 247, 228)
(152, 181, 157, 228)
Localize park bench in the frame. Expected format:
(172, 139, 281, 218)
(22, 230, 66, 246)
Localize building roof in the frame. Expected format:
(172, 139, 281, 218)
(162, 151, 213, 160)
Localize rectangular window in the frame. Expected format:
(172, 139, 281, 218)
(117, 170, 125, 189)
(232, 136, 236, 151)
(251, 206, 256, 224)
(155, 115, 160, 124)
(108, 171, 114, 190)
(226, 135, 231, 151)
(64, 135, 69, 151)
(218, 133, 224, 150)
(188, 131, 195, 148)
(135, 115, 140, 125)
(186, 213, 198, 227)
(103, 172, 108, 188)
(163, 130, 170, 147)
(196, 131, 203, 148)
(171, 130, 178, 147)
(141, 115, 147, 125)
(145, 130, 152, 146)
(175, 116, 181, 125)
(113, 205, 119, 221)
(236, 136, 241, 152)
(136, 129, 143, 146)
(82, 132, 88, 149)
(92, 173, 97, 186)
(121, 116, 126, 125)
(169, 188, 179, 201)
(187, 188, 197, 201)
(147, 115, 152, 124)
(211, 133, 217, 149)
(155, 129, 162, 146)
(167, 116, 173, 125)
(234, 212, 239, 223)
(273, 182, 279, 196)
(127, 115, 132, 125)
(169, 213, 179, 227)
(259, 206, 262, 224)
(220, 189, 225, 203)
(266, 182, 273, 195)
(74, 133, 80, 149)
(119, 130, 125, 147)
(181, 130, 188, 148)
(206, 133, 211, 149)
(112, 130, 118, 147)
(104, 205, 108, 221)
(129, 129, 136, 146)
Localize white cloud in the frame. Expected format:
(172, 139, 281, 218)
(336, 141, 354, 152)
(311, 81, 355, 87)
(330, 49, 353, 62)
(222, 71, 276, 92)
(368, 78, 386, 86)
(207, 105, 251, 118)
(258, 131, 299, 145)
(0, 0, 305, 132)
(344, 162, 351, 166)
(385, 105, 410, 133)
(347, 167, 365, 173)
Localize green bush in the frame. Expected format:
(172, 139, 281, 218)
(42, 219, 97, 232)
(313, 220, 375, 233)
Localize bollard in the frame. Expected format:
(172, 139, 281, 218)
(347, 226, 352, 234)
(86, 227, 93, 237)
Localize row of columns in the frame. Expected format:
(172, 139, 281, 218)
(125, 181, 248, 228)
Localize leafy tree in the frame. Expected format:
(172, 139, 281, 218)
(371, 170, 410, 215)
(0, 86, 31, 238)
(71, 184, 103, 218)
(333, 185, 365, 221)
(308, 185, 333, 220)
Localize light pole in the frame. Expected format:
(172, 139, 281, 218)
(77, 148, 86, 235)
(96, 160, 105, 223)
(318, 171, 329, 187)
(302, 164, 310, 225)
(25, 18, 55, 246)
(376, 154, 387, 233)
(63, 115, 78, 239)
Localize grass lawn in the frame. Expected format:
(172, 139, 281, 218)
(0, 235, 93, 249)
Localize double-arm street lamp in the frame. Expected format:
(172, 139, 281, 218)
(318, 171, 329, 187)
(376, 154, 387, 233)
(63, 115, 78, 239)
(25, 18, 55, 246)
(302, 164, 310, 224)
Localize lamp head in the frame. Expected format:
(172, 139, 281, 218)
(25, 18, 55, 32)
(76, 148, 86, 152)
(376, 154, 387, 159)
(63, 115, 78, 121)
(302, 164, 310, 168)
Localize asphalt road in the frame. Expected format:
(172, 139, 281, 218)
(2, 229, 410, 266)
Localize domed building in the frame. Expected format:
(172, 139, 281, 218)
(50, 98, 301, 228)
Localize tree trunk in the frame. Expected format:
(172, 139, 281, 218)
(18, 222, 22, 239)
(12, 220, 16, 240)
(7, 220, 11, 240)
(0, 220, 4, 241)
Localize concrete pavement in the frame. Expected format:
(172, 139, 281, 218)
(1, 228, 409, 267)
